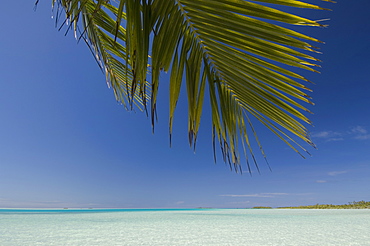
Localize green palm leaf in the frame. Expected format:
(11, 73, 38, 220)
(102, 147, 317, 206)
(50, 0, 331, 172)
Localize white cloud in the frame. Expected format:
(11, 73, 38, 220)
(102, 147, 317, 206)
(227, 201, 251, 205)
(220, 194, 273, 198)
(326, 137, 344, 142)
(311, 131, 330, 138)
(311, 126, 370, 141)
(312, 131, 342, 138)
(311, 131, 343, 141)
(328, 170, 348, 176)
(175, 201, 184, 205)
(351, 126, 367, 134)
(355, 134, 370, 140)
(263, 193, 289, 196)
(316, 180, 327, 183)
(220, 193, 289, 198)
(0, 199, 84, 208)
(351, 126, 370, 140)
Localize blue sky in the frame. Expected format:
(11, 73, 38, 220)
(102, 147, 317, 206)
(1, 1, 369, 208)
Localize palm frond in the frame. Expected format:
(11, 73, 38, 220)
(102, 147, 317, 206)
(52, 0, 331, 172)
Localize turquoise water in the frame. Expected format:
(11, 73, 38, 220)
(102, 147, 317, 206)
(1, 209, 369, 245)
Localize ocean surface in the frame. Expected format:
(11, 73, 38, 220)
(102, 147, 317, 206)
(1, 208, 369, 246)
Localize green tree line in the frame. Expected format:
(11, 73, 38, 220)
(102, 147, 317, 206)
(278, 201, 370, 209)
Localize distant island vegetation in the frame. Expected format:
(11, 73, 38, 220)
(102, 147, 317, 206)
(252, 206, 273, 209)
(277, 201, 370, 209)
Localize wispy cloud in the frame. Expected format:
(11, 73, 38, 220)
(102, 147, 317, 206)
(311, 131, 343, 142)
(175, 201, 184, 205)
(311, 126, 370, 141)
(327, 138, 345, 142)
(0, 198, 99, 208)
(227, 201, 251, 205)
(351, 126, 370, 140)
(311, 131, 336, 138)
(316, 180, 327, 183)
(355, 135, 370, 140)
(220, 193, 289, 198)
(263, 193, 289, 196)
(351, 126, 367, 134)
(221, 194, 273, 198)
(328, 170, 348, 176)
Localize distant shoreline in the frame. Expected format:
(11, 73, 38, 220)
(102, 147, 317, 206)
(276, 200, 370, 209)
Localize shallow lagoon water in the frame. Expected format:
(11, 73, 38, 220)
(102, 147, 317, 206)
(1, 209, 369, 245)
